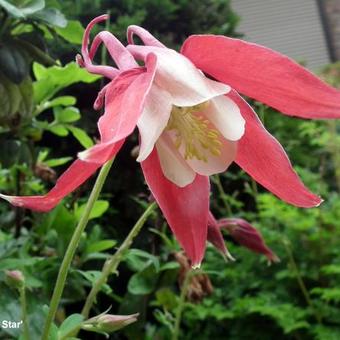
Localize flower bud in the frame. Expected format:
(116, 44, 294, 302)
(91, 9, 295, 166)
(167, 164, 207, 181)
(218, 218, 279, 263)
(83, 313, 139, 333)
(5, 270, 25, 288)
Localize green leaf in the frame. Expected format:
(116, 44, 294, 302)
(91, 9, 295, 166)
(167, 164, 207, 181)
(48, 124, 69, 136)
(0, 257, 44, 270)
(0, 0, 25, 18)
(54, 107, 80, 123)
(49, 323, 59, 340)
(160, 262, 180, 271)
(67, 125, 93, 149)
(58, 314, 84, 338)
(48, 96, 76, 107)
(14, 38, 55, 66)
(76, 270, 112, 296)
(125, 249, 160, 272)
(128, 263, 159, 295)
(155, 288, 178, 310)
(311, 287, 340, 302)
(0, 43, 29, 84)
(0, 0, 45, 18)
(55, 20, 84, 44)
(33, 62, 100, 103)
(44, 156, 72, 167)
(321, 264, 340, 276)
(32, 7, 67, 27)
(20, 0, 45, 16)
(86, 240, 117, 254)
(75, 200, 109, 221)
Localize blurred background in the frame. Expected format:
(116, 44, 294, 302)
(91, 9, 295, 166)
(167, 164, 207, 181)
(0, 1, 339, 339)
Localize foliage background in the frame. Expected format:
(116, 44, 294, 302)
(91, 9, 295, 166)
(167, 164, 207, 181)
(0, 0, 339, 339)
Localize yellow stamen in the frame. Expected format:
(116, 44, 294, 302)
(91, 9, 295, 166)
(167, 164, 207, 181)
(166, 101, 222, 162)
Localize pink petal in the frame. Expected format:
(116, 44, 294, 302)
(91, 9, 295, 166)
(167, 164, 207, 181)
(78, 15, 120, 79)
(99, 53, 157, 143)
(127, 45, 230, 107)
(181, 35, 340, 119)
(80, 54, 157, 164)
(89, 31, 137, 70)
(141, 148, 210, 266)
(127, 25, 165, 47)
(229, 91, 322, 208)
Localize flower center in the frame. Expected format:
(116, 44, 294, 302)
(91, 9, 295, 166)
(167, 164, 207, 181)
(166, 102, 222, 162)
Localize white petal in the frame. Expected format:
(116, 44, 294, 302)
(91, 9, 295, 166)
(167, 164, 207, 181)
(137, 84, 172, 162)
(184, 137, 237, 176)
(156, 133, 196, 187)
(127, 45, 230, 107)
(204, 95, 245, 141)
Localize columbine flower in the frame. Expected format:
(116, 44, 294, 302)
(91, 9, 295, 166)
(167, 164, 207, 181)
(208, 212, 279, 263)
(1, 15, 339, 266)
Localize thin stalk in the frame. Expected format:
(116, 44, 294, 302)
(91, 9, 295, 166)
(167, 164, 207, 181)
(283, 239, 322, 324)
(19, 286, 30, 340)
(172, 270, 193, 340)
(41, 159, 114, 340)
(81, 202, 157, 318)
(214, 175, 232, 216)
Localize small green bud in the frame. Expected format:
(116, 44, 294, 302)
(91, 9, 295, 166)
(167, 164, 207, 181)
(5, 270, 25, 288)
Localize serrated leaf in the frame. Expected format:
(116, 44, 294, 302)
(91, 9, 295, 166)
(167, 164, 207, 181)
(33, 62, 100, 103)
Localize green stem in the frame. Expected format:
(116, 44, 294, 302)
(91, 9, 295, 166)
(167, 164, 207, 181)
(214, 175, 232, 216)
(19, 286, 30, 340)
(41, 159, 114, 340)
(283, 239, 322, 324)
(172, 270, 194, 340)
(81, 201, 157, 319)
